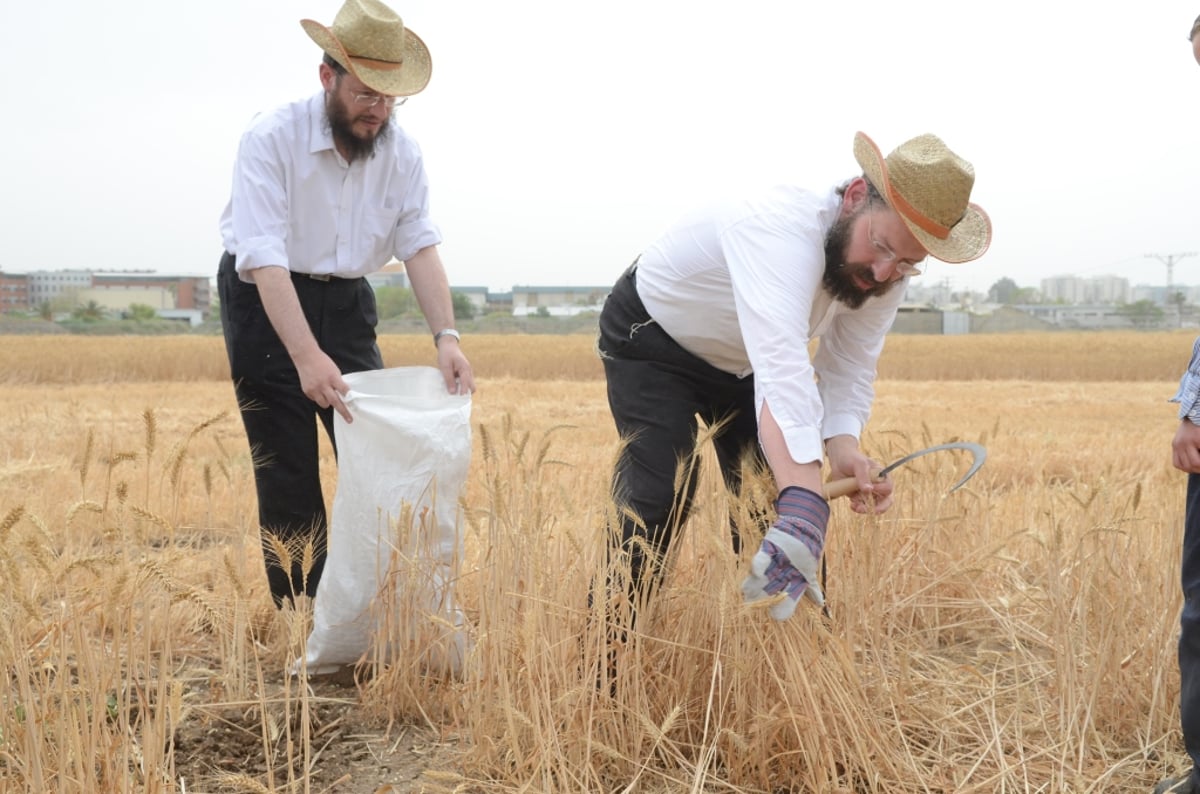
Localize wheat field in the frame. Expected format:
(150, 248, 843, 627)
(0, 330, 1197, 793)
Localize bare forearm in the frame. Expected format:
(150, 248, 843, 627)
(247, 265, 351, 419)
(759, 401, 824, 494)
(402, 245, 476, 394)
(404, 245, 456, 333)
(251, 266, 320, 364)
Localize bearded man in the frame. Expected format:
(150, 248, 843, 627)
(596, 131, 991, 630)
(217, 0, 473, 607)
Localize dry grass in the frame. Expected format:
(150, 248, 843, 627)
(1, 329, 1197, 384)
(0, 332, 1193, 792)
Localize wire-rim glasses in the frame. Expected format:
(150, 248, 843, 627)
(867, 212, 925, 277)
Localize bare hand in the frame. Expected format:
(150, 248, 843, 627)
(1174, 419, 1200, 473)
(436, 339, 475, 395)
(826, 436, 894, 514)
(295, 349, 352, 422)
(248, 266, 353, 422)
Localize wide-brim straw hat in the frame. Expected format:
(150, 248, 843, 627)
(301, 0, 431, 97)
(853, 131, 992, 264)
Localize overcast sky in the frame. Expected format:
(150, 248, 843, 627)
(5, 1, 1199, 295)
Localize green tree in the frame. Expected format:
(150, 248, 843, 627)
(374, 285, 415, 319)
(985, 278, 1039, 305)
(987, 277, 1020, 304)
(987, 278, 1042, 305)
(125, 303, 158, 322)
(72, 300, 107, 322)
(1013, 287, 1040, 304)
(1116, 299, 1165, 329)
(451, 291, 475, 321)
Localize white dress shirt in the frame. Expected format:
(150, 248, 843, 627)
(635, 184, 905, 466)
(219, 92, 441, 281)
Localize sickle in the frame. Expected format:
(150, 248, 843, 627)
(822, 441, 987, 500)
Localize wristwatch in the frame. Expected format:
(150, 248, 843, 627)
(433, 328, 461, 346)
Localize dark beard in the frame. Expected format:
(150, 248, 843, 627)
(324, 94, 392, 162)
(822, 211, 900, 309)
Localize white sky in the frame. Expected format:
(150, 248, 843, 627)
(5, 1, 1200, 295)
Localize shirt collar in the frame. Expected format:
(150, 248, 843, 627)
(308, 91, 335, 156)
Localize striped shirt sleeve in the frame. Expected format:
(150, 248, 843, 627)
(1170, 335, 1200, 422)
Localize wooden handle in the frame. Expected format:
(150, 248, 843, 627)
(822, 469, 885, 500)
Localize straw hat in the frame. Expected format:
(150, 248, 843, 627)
(853, 131, 992, 264)
(301, 0, 431, 97)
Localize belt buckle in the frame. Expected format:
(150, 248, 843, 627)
(309, 273, 332, 282)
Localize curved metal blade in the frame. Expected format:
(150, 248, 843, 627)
(876, 441, 987, 492)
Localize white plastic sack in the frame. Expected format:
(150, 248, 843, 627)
(302, 366, 473, 677)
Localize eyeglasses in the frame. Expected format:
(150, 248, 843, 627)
(867, 212, 925, 277)
(351, 92, 407, 109)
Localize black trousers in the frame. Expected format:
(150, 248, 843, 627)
(597, 264, 766, 615)
(1180, 473, 1200, 784)
(218, 252, 383, 605)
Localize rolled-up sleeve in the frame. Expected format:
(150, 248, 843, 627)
(1172, 336, 1200, 422)
(228, 130, 290, 277)
(390, 142, 442, 263)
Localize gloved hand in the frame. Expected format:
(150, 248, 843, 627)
(741, 486, 830, 620)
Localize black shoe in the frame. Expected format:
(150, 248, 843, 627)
(1155, 775, 1200, 794)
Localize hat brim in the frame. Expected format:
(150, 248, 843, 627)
(301, 19, 432, 97)
(853, 132, 992, 264)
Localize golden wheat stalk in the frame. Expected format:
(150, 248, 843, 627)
(0, 505, 25, 545)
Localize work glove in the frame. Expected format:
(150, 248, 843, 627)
(741, 486, 830, 620)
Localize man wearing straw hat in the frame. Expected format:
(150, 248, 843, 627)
(217, 0, 473, 607)
(1157, 15, 1200, 794)
(596, 131, 990, 633)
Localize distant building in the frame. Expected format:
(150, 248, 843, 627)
(1014, 303, 1136, 329)
(1132, 284, 1165, 304)
(1089, 275, 1130, 304)
(1041, 275, 1087, 304)
(5, 264, 1188, 332)
(903, 279, 956, 306)
(78, 286, 175, 313)
(971, 305, 1056, 332)
(0, 272, 29, 313)
(452, 286, 489, 314)
(365, 262, 501, 316)
(486, 290, 513, 314)
(0, 269, 212, 318)
(27, 269, 92, 308)
(1130, 283, 1200, 306)
(512, 285, 609, 316)
(1041, 274, 1130, 304)
(890, 306, 972, 335)
(364, 261, 410, 290)
(92, 271, 211, 313)
(157, 309, 205, 327)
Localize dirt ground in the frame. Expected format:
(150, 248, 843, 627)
(172, 672, 461, 794)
